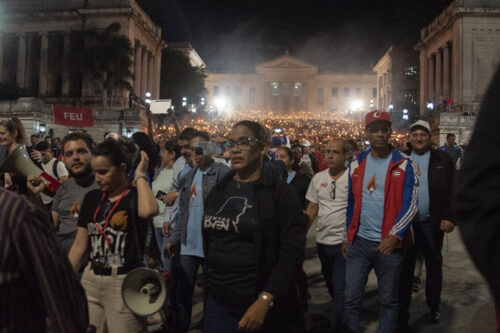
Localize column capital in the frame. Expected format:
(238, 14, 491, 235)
(38, 31, 49, 37)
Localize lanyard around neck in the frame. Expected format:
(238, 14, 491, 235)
(93, 189, 128, 248)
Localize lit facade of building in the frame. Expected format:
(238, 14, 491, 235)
(415, 0, 500, 144)
(205, 52, 377, 113)
(0, 0, 165, 108)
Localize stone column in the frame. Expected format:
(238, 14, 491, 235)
(140, 47, 148, 99)
(153, 51, 161, 98)
(16, 33, 27, 88)
(39, 33, 49, 96)
(435, 48, 443, 103)
(147, 52, 154, 95)
(428, 55, 435, 103)
(0, 33, 4, 83)
(62, 32, 71, 96)
(134, 41, 142, 96)
(443, 42, 451, 99)
(419, 51, 428, 116)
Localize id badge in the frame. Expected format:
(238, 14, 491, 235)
(107, 252, 121, 266)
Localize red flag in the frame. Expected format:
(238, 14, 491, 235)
(53, 105, 94, 127)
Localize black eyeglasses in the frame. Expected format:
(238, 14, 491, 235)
(227, 137, 265, 150)
(330, 181, 336, 200)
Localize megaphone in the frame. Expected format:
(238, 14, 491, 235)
(0, 144, 60, 196)
(122, 267, 167, 316)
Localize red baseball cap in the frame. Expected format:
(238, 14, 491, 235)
(365, 110, 391, 126)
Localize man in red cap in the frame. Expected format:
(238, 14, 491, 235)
(343, 110, 418, 333)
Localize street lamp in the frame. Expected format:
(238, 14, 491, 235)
(426, 102, 434, 110)
(388, 104, 394, 110)
(182, 96, 187, 107)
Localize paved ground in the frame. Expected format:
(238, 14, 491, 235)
(186, 224, 497, 332)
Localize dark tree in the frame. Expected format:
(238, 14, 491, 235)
(85, 22, 133, 110)
(159, 48, 206, 111)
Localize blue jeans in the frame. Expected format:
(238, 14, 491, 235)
(173, 254, 203, 333)
(399, 220, 444, 324)
(203, 293, 250, 333)
(153, 227, 172, 271)
(343, 236, 402, 333)
(317, 242, 345, 331)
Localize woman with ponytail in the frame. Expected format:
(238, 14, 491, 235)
(68, 138, 158, 333)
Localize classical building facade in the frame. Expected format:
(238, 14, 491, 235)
(168, 42, 206, 68)
(0, 0, 165, 108)
(415, 0, 500, 144)
(0, 0, 166, 139)
(205, 52, 377, 113)
(373, 45, 420, 126)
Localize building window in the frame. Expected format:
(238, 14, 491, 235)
(225, 86, 230, 96)
(372, 88, 377, 98)
(213, 86, 219, 96)
(404, 65, 418, 78)
(317, 88, 324, 105)
(355, 88, 361, 97)
(344, 88, 350, 98)
(332, 87, 338, 97)
(235, 86, 241, 96)
(249, 87, 255, 105)
(404, 89, 417, 105)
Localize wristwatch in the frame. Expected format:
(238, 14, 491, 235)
(135, 174, 147, 182)
(259, 293, 274, 307)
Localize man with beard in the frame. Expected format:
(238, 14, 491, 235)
(51, 132, 100, 255)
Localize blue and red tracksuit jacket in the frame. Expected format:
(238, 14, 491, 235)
(346, 148, 418, 245)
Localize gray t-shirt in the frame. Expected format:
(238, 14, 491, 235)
(52, 177, 100, 236)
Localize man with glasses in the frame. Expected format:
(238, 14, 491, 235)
(305, 138, 350, 332)
(166, 131, 230, 333)
(343, 110, 418, 333)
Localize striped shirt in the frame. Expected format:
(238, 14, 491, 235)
(0, 188, 89, 332)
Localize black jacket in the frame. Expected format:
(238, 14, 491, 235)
(203, 163, 306, 301)
(290, 170, 311, 209)
(456, 66, 500, 304)
(406, 149, 455, 225)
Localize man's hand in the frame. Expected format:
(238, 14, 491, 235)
(27, 175, 45, 195)
(440, 220, 455, 233)
(164, 242, 179, 259)
(341, 241, 347, 258)
(30, 150, 42, 163)
(162, 221, 171, 237)
(164, 191, 178, 206)
(238, 293, 273, 331)
(377, 236, 399, 256)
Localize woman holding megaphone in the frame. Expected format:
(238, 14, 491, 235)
(68, 138, 159, 333)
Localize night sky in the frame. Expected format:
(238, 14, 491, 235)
(137, 0, 452, 72)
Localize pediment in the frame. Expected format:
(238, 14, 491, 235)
(256, 54, 318, 73)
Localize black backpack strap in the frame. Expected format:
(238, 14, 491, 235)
(52, 159, 59, 180)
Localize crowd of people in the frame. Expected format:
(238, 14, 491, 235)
(0, 100, 493, 333)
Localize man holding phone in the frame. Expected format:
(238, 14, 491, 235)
(166, 131, 230, 333)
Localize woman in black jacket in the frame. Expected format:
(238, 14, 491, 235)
(275, 146, 311, 209)
(202, 120, 306, 333)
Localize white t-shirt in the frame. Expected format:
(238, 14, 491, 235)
(41, 157, 69, 204)
(306, 169, 349, 245)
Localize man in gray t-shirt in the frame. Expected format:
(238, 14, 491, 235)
(51, 133, 97, 255)
(52, 177, 99, 253)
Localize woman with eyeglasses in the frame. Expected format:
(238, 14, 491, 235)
(68, 139, 158, 333)
(202, 120, 306, 333)
(304, 139, 350, 332)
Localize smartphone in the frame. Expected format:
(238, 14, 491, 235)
(274, 128, 282, 134)
(156, 190, 167, 199)
(193, 141, 225, 156)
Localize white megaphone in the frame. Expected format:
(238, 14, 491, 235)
(0, 144, 60, 196)
(121, 267, 167, 316)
